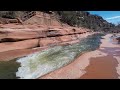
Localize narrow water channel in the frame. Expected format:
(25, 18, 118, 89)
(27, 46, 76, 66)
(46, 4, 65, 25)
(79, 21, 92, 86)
(0, 33, 104, 79)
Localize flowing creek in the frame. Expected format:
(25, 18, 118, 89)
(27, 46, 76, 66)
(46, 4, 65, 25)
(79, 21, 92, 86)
(0, 33, 104, 79)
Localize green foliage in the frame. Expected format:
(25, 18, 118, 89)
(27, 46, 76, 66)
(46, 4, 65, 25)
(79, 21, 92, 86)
(0, 11, 16, 19)
(0, 11, 117, 32)
(0, 11, 30, 19)
(56, 11, 115, 31)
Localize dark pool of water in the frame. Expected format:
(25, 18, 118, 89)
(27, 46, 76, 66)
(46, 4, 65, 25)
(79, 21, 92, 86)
(0, 33, 104, 79)
(0, 59, 20, 79)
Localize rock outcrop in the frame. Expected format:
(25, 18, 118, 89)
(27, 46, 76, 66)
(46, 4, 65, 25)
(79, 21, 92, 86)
(0, 39, 39, 52)
(0, 24, 91, 61)
(0, 11, 93, 61)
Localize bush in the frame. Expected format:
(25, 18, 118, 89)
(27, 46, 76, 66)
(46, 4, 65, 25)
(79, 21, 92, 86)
(0, 11, 16, 19)
(0, 11, 29, 19)
(56, 11, 115, 31)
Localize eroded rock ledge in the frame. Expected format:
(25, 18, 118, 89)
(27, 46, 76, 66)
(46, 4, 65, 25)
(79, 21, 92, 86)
(0, 25, 91, 61)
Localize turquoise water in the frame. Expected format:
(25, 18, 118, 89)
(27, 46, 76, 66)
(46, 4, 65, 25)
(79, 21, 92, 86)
(0, 33, 104, 79)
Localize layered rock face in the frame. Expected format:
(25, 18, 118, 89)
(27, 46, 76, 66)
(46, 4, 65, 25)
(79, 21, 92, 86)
(0, 24, 91, 61)
(0, 39, 39, 52)
(0, 11, 94, 61)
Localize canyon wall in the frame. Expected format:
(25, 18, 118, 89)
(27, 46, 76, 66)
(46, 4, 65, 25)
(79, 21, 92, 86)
(0, 25, 91, 61)
(0, 11, 107, 61)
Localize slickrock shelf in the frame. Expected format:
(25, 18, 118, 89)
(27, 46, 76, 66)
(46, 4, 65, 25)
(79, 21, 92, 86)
(0, 23, 91, 61)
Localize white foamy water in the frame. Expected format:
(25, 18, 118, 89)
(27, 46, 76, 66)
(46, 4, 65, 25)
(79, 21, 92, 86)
(16, 34, 103, 79)
(16, 46, 78, 79)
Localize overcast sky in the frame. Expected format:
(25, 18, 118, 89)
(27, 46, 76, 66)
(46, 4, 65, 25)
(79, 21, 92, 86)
(88, 11, 120, 25)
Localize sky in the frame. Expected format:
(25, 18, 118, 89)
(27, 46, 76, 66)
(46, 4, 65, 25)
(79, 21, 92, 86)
(88, 11, 120, 25)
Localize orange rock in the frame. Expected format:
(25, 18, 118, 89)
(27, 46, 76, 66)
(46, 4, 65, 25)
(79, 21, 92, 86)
(0, 47, 48, 61)
(39, 37, 61, 47)
(65, 29, 75, 34)
(0, 39, 39, 52)
(76, 34, 82, 38)
(0, 30, 46, 41)
(45, 29, 62, 37)
(70, 35, 78, 40)
(58, 35, 72, 42)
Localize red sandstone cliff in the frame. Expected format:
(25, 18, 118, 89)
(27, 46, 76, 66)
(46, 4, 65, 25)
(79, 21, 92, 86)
(0, 11, 91, 61)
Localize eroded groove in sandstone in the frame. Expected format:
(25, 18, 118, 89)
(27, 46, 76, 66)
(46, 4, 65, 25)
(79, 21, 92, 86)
(0, 28, 88, 43)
